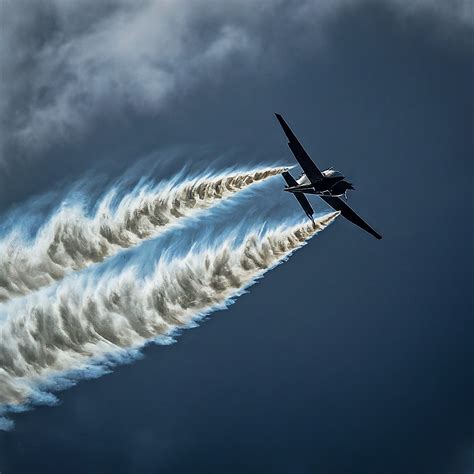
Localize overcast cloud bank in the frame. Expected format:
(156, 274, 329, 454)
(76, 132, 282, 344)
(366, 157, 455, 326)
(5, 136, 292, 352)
(0, 0, 471, 165)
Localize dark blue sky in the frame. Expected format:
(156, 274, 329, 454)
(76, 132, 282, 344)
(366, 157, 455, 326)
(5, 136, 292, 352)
(0, 2, 472, 473)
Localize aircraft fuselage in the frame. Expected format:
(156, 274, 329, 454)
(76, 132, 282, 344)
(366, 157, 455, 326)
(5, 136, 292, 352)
(284, 169, 354, 197)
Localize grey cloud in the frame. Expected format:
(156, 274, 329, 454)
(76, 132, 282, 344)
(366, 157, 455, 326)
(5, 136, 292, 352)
(0, 0, 471, 165)
(0, 0, 265, 161)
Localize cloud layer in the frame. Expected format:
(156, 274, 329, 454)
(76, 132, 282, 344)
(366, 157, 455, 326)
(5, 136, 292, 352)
(0, 0, 471, 164)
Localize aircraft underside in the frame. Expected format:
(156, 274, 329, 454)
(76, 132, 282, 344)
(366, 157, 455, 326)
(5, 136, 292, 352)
(285, 178, 353, 198)
(286, 187, 344, 197)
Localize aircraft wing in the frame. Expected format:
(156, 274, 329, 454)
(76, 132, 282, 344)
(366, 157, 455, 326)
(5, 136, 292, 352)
(320, 196, 382, 240)
(275, 113, 324, 182)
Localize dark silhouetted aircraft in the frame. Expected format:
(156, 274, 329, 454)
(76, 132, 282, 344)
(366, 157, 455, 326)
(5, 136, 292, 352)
(276, 113, 382, 240)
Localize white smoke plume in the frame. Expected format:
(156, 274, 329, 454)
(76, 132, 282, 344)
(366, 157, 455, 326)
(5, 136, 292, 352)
(0, 212, 338, 426)
(0, 166, 286, 302)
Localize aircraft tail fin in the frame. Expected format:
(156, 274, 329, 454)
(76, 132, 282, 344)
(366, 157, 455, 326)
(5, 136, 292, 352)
(282, 171, 314, 222)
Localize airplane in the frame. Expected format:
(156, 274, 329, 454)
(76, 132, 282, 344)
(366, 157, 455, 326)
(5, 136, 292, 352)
(275, 113, 382, 240)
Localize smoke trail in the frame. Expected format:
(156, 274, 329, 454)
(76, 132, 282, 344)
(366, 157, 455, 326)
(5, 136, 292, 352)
(0, 166, 285, 302)
(0, 212, 337, 424)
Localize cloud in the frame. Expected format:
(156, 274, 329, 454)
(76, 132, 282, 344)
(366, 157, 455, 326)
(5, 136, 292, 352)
(0, 0, 263, 160)
(0, 0, 471, 164)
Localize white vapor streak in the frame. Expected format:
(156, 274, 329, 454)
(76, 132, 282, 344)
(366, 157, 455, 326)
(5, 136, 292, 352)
(0, 212, 338, 424)
(0, 166, 286, 302)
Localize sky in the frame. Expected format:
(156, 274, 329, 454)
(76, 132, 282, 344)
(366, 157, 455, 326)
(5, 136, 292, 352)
(0, 1, 472, 473)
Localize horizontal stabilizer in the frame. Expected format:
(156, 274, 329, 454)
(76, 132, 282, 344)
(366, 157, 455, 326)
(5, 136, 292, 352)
(282, 171, 314, 221)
